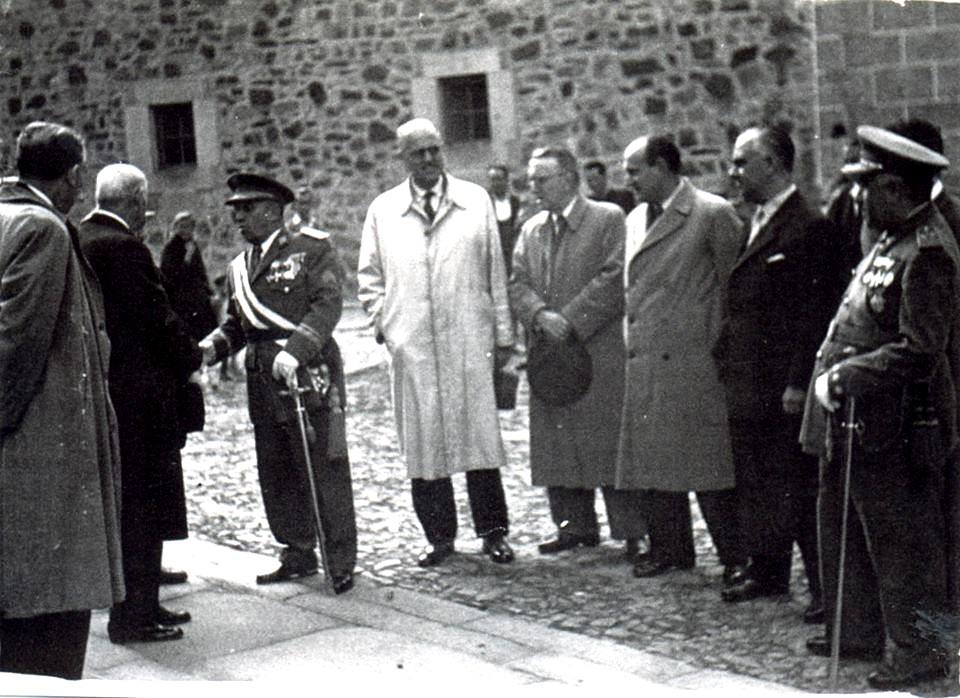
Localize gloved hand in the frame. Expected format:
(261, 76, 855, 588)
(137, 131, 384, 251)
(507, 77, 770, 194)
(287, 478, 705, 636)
(272, 350, 300, 390)
(814, 371, 840, 412)
(198, 339, 216, 365)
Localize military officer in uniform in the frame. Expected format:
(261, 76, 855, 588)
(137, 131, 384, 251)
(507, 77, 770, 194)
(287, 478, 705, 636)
(800, 126, 959, 690)
(200, 173, 357, 594)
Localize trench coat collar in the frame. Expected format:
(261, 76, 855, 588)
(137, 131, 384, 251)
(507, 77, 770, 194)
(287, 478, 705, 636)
(400, 173, 468, 229)
(630, 178, 695, 261)
(733, 189, 802, 270)
(0, 178, 64, 221)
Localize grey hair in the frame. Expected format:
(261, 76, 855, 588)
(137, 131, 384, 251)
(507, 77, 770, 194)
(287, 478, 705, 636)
(95, 163, 147, 208)
(396, 118, 442, 152)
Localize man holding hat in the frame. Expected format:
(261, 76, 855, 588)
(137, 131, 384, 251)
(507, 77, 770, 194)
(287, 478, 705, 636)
(509, 145, 645, 559)
(200, 173, 357, 593)
(801, 125, 960, 689)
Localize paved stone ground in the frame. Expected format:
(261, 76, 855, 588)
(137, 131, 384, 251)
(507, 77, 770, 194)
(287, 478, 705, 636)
(182, 307, 958, 696)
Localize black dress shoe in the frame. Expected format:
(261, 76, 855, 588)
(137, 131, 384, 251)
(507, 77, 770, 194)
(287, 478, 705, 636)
(331, 573, 354, 595)
(156, 605, 191, 626)
(159, 568, 188, 585)
(805, 635, 883, 661)
(256, 548, 319, 584)
(537, 533, 600, 555)
(802, 599, 825, 624)
(867, 659, 947, 689)
(109, 623, 184, 645)
(417, 542, 455, 568)
(721, 577, 788, 603)
(623, 537, 651, 563)
(633, 558, 692, 578)
(722, 563, 748, 588)
(482, 535, 514, 564)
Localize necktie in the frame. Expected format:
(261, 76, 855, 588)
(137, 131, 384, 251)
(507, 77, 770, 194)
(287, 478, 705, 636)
(248, 244, 261, 276)
(424, 191, 435, 223)
(748, 207, 765, 246)
(647, 202, 663, 229)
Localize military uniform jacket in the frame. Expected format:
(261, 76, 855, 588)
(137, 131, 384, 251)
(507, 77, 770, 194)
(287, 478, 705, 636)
(206, 226, 346, 425)
(800, 205, 960, 458)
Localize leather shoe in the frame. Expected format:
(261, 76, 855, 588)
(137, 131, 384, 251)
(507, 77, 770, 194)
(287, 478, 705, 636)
(805, 635, 883, 661)
(623, 537, 650, 563)
(482, 535, 514, 564)
(537, 533, 600, 555)
(159, 568, 188, 585)
(802, 599, 825, 624)
(721, 577, 788, 603)
(331, 573, 354, 595)
(722, 563, 748, 588)
(155, 605, 191, 626)
(417, 542, 455, 568)
(633, 558, 693, 578)
(256, 547, 318, 584)
(867, 659, 947, 689)
(109, 622, 184, 645)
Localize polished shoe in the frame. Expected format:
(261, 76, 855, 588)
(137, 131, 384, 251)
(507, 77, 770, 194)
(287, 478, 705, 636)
(623, 537, 650, 563)
(867, 659, 947, 690)
(482, 535, 515, 564)
(802, 599, 825, 624)
(155, 605, 191, 626)
(331, 573, 354, 595)
(721, 577, 788, 603)
(805, 635, 883, 661)
(722, 563, 749, 588)
(109, 622, 184, 645)
(417, 542, 455, 568)
(537, 533, 600, 555)
(633, 558, 693, 578)
(256, 547, 318, 584)
(159, 567, 188, 585)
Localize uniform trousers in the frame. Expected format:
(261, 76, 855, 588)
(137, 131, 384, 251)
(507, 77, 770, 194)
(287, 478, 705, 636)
(729, 415, 820, 596)
(546, 486, 647, 540)
(411, 468, 508, 544)
(642, 488, 745, 568)
(1, 609, 91, 679)
(819, 433, 949, 660)
(253, 415, 357, 578)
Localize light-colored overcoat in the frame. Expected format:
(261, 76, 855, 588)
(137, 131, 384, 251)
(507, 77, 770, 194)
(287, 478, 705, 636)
(509, 196, 625, 488)
(358, 174, 513, 480)
(615, 179, 744, 491)
(0, 182, 124, 617)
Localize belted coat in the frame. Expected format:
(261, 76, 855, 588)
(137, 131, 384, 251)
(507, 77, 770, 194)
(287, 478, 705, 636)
(358, 174, 513, 480)
(0, 182, 124, 617)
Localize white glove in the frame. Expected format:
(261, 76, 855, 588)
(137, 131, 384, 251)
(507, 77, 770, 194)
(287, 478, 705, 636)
(272, 350, 300, 390)
(814, 371, 840, 412)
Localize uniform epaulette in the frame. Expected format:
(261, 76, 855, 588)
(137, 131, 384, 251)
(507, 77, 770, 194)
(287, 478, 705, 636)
(296, 226, 330, 241)
(916, 223, 945, 249)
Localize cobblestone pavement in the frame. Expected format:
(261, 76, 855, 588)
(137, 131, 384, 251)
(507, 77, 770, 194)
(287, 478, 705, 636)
(183, 309, 958, 696)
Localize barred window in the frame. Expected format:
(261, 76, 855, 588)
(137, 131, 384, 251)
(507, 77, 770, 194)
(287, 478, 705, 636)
(151, 102, 197, 169)
(438, 74, 491, 144)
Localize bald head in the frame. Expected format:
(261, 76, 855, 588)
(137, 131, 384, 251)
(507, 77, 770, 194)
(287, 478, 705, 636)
(95, 163, 148, 233)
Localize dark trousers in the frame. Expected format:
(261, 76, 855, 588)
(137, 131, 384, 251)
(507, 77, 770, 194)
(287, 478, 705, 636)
(411, 468, 509, 544)
(109, 536, 162, 631)
(819, 439, 949, 659)
(729, 415, 820, 596)
(642, 489, 745, 568)
(546, 486, 647, 540)
(1, 609, 91, 679)
(254, 419, 358, 578)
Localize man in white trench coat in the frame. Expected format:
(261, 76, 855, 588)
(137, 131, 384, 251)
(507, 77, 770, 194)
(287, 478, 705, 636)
(357, 118, 516, 568)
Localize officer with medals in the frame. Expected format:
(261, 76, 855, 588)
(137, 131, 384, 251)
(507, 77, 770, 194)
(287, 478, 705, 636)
(800, 126, 960, 689)
(200, 173, 357, 593)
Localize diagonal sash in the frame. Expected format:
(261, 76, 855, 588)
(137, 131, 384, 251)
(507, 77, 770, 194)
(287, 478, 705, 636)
(229, 255, 297, 332)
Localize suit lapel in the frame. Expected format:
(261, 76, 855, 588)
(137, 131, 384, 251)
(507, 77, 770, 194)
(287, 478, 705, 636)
(733, 191, 801, 271)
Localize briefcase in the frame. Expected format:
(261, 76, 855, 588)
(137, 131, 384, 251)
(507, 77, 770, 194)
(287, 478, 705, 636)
(494, 366, 519, 410)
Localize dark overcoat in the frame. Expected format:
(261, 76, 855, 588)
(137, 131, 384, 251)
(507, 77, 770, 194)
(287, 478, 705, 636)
(0, 183, 124, 617)
(509, 196, 625, 488)
(79, 211, 201, 541)
(160, 234, 218, 342)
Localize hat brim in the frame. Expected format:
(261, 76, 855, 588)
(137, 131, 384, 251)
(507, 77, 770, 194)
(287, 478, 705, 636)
(225, 192, 279, 205)
(840, 160, 883, 180)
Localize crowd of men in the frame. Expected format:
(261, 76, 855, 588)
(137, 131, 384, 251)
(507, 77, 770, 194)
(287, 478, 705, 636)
(1, 114, 958, 691)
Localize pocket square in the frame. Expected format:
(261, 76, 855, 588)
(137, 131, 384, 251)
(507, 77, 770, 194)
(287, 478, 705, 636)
(765, 253, 786, 263)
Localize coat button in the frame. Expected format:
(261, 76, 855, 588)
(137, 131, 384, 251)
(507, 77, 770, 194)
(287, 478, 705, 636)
(628, 351, 637, 359)
(628, 314, 636, 324)
(662, 353, 669, 360)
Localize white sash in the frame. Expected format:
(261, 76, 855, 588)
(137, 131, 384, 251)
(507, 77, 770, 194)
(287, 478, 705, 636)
(229, 255, 297, 332)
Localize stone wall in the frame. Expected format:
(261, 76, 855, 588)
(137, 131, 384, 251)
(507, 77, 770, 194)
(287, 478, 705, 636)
(2, 0, 822, 283)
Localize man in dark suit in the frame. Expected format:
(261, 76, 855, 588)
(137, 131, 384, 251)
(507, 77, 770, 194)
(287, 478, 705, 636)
(78, 164, 201, 644)
(583, 160, 635, 214)
(160, 210, 218, 343)
(486, 164, 521, 274)
(201, 173, 357, 592)
(714, 126, 844, 622)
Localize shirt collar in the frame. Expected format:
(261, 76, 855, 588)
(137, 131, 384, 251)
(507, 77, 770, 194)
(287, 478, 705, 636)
(82, 207, 130, 230)
(259, 227, 283, 255)
(759, 183, 796, 221)
(411, 176, 445, 203)
(932, 178, 944, 201)
(658, 179, 684, 212)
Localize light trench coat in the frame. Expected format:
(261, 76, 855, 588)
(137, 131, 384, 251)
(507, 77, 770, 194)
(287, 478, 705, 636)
(358, 174, 513, 480)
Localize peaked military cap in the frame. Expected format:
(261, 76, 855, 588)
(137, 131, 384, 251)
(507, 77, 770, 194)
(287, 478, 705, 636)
(842, 125, 950, 179)
(225, 172, 295, 206)
(526, 332, 593, 407)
